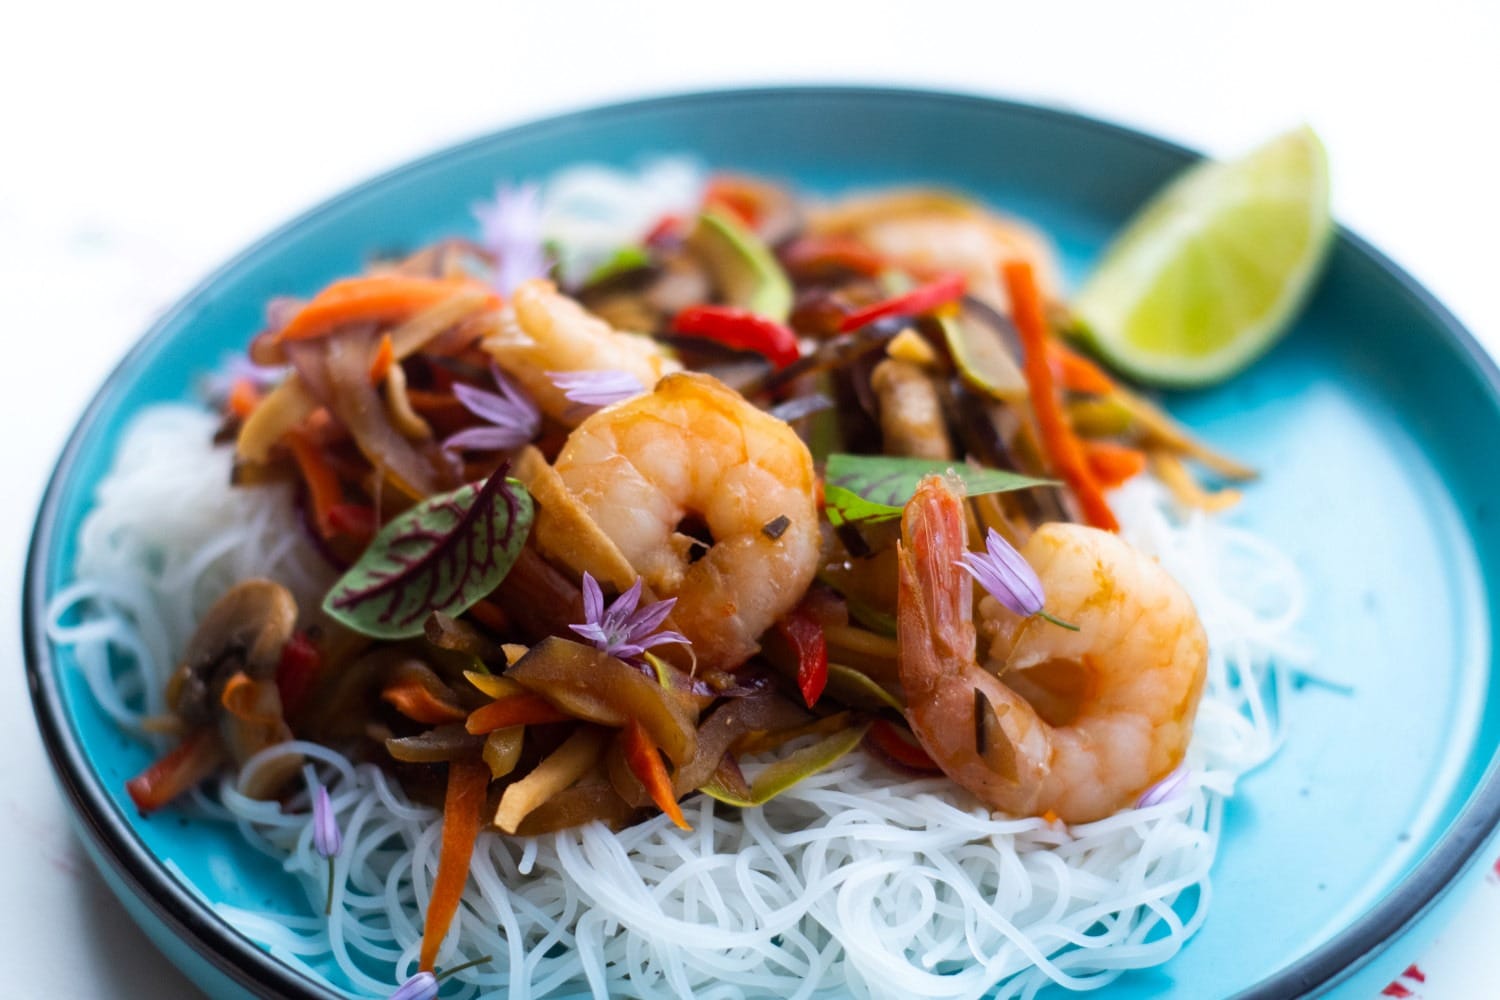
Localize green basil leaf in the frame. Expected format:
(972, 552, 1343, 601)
(826, 453, 1054, 510)
(823, 483, 902, 528)
(323, 469, 534, 639)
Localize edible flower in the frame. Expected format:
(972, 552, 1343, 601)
(389, 955, 493, 1000)
(957, 529, 1078, 631)
(1136, 765, 1191, 809)
(443, 366, 541, 453)
(389, 973, 438, 1000)
(569, 572, 690, 661)
(472, 182, 550, 296)
(311, 782, 342, 915)
(547, 369, 645, 409)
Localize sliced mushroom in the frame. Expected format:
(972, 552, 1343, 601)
(169, 580, 298, 726)
(165, 580, 301, 798)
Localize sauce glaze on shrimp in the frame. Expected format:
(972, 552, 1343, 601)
(897, 475, 1207, 823)
(554, 372, 821, 672)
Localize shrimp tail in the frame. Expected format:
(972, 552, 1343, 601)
(897, 475, 974, 693)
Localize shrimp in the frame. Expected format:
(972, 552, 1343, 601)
(897, 475, 1207, 823)
(484, 279, 681, 423)
(554, 372, 821, 671)
(809, 189, 1062, 314)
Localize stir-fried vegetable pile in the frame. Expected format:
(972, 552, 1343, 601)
(128, 172, 1252, 971)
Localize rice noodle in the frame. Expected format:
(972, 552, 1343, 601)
(46, 406, 1306, 998)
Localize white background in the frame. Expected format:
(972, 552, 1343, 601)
(2, 1, 1497, 996)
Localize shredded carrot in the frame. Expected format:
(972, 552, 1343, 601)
(226, 377, 262, 420)
(419, 759, 490, 972)
(219, 671, 283, 726)
(1047, 341, 1116, 396)
(285, 432, 343, 538)
(622, 719, 690, 831)
(380, 678, 467, 725)
(1152, 451, 1244, 513)
(465, 692, 570, 735)
(1002, 261, 1118, 531)
(1083, 440, 1148, 489)
(465, 598, 511, 634)
(368, 332, 395, 384)
(1042, 808, 1061, 825)
(275, 275, 495, 343)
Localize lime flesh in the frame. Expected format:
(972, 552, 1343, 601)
(1072, 126, 1333, 387)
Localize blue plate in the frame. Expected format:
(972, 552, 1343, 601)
(24, 87, 1500, 999)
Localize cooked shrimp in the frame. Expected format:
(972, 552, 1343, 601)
(554, 372, 820, 671)
(810, 189, 1062, 313)
(897, 475, 1206, 823)
(484, 279, 681, 423)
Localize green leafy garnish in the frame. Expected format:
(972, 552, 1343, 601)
(585, 245, 652, 286)
(323, 468, 534, 639)
(823, 453, 1053, 524)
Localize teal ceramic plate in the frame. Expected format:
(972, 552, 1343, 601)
(24, 87, 1500, 999)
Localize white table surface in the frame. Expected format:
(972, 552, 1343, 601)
(3, 1, 1498, 996)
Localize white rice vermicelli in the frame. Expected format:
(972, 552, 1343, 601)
(48, 407, 1307, 999)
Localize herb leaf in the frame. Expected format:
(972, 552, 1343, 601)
(825, 454, 1054, 512)
(323, 468, 534, 639)
(824, 483, 902, 528)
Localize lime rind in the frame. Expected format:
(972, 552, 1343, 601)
(1072, 126, 1333, 387)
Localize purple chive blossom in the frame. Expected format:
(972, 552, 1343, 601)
(569, 572, 690, 661)
(958, 528, 1045, 616)
(389, 972, 438, 1000)
(957, 529, 1078, 631)
(389, 955, 492, 999)
(311, 782, 342, 916)
(312, 785, 342, 857)
(472, 182, 549, 296)
(547, 369, 645, 409)
(443, 365, 541, 453)
(1137, 765, 1192, 809)
(202, 352, 289, 402)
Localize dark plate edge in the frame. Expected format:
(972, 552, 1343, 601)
(20, 83, 1500, 1000)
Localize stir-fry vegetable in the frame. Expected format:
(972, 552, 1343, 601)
(129, 169, 1260, 978)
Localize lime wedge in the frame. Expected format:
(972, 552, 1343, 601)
(1072, 126, 1333, 386)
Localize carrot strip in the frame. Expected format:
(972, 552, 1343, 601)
(276, 275, 495, 343)
(622, 719, 690, 830)
(219, 672, 284, 726)
(285, 432, 343, 538)
(465, 598, 511, 634)
(465, 692, 570, 735)
(1047, 341, 1116, 396)
(226, 378, 263, 420)
(381, 678, 467, 725)
(1002, 261, 1118, 531)
(418, 759, 490, 972)
(368, 332, 395, 384)
(1083, 440, 1148, 489)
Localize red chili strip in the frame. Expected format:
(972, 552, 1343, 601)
(775, 603, 829, 708)
(671, 305, 801, 369)
(866, 720, 942, 773)
(836, 272, 967, 333)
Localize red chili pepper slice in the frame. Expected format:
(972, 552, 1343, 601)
(326, 503, 378, 543)
(775, 604, 829, 708)
(837, 272, 967, 333)
(866, 719, 942, 773)
(125, 729, 223, 814)
(671, 305, 801, 369)
(274, 631, 323, 717)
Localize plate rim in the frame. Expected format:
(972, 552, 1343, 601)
(22, 83, 1500, 1000)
